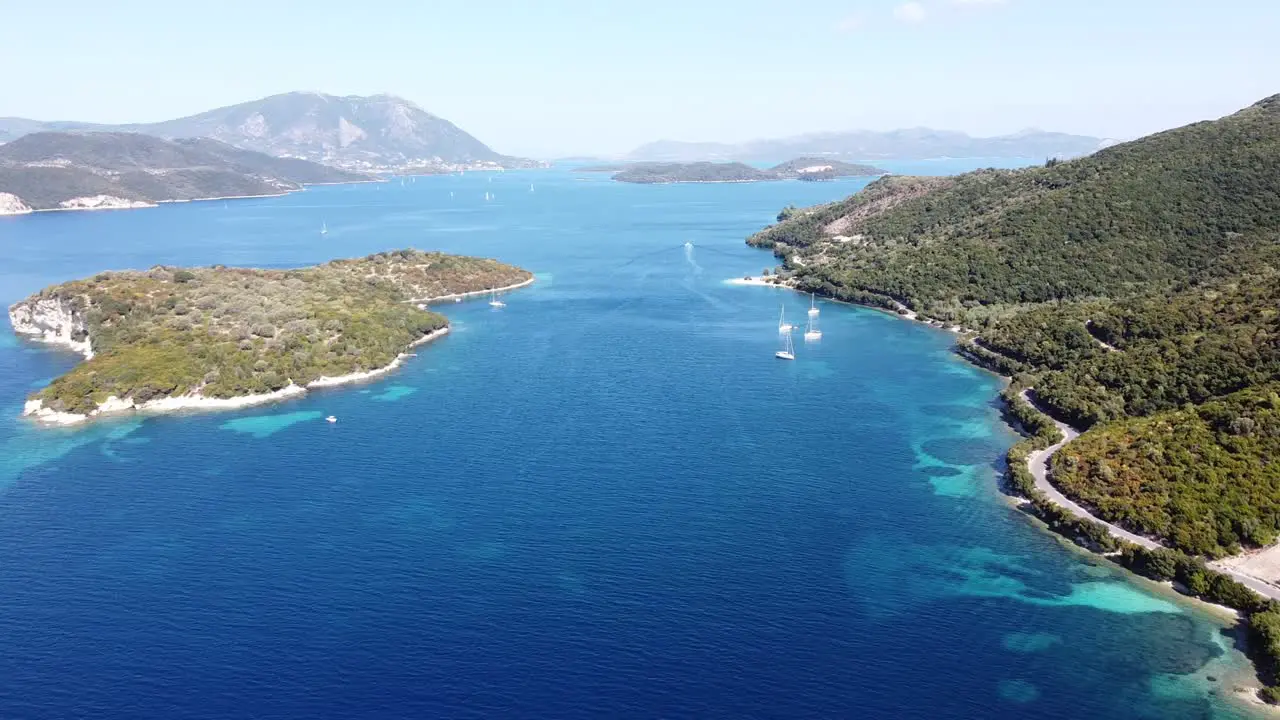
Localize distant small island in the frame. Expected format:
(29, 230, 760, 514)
(769, 158, 888, 181)
(576, 157, 888, 184)
(573, 163, 633, 173)
(9, 250, 532, 424)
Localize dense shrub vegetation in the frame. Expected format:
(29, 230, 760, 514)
(20, 250, 530, 413)
(1054, 384, 1280, 557)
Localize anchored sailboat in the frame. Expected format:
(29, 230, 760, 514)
(776, 328, 795, 360)
(808, 293, 819, 317)
(320, 221, 328, 235)
(489, 290, 506, 308)
(778, 305, 794, 333)
(804, 312, 822, 341)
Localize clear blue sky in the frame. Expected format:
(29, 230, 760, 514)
(1, 0, 1276, 157)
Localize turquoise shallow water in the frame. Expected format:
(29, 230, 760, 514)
(0, 165, 1262, 718)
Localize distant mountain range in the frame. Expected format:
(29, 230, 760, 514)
(0, 93, 539, 173)
(0, 131, 365, 213)
(627, 128, 1116, 163)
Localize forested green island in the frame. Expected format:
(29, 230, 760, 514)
(9, 250, 531, 422)
(747, 95, 1280, 699)
(578, 158, 887, 184)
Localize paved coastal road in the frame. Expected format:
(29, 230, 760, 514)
(1019, 389, 1280, 603)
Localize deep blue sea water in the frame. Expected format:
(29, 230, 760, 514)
(0, 165, 1262, 719)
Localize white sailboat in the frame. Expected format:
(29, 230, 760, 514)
(529, 184, 535, 192)
(776, 328, 795, 360)
(804, 312, 822, 341)
(320, 221, 328, 235)
(778, 305, 794, 333)
(808, 292, 819, 317)
(489, 290, 506, 308)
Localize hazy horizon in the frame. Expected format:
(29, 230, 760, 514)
(2, 0, 1276, 157)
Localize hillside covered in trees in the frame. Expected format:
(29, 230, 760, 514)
(747, 95, 1280, 557)
(750, 95, 1280, 313)
(0, 132, 367, 210)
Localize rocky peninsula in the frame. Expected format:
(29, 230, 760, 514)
(10, 250, 532, 425)
(0, 131, 367, 213)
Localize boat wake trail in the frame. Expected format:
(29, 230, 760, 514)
(683, 241, 702, 275)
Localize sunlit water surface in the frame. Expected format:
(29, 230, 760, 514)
(0, 162, 1261, 718)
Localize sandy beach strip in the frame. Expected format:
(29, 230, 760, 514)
(408, 276, 535, 305)
(22, 384, 308, 426)
(306, 327, 449, 388)
(723, 275, 788, 289)
(158, 191, 292, 204)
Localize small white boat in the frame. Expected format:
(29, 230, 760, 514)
(529, 184, 535, 192)
(808, 292, 819, 317)
(489, 290, 506, 308)
(320, 221, 328, 235)
(776, 329, 795, 361)
(778, 305, 794, 333)
(804, 312, 822, 341)
(325, 415, 338, 423)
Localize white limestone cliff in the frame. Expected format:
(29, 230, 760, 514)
(8, 295, 93, 358)
(0, 192, 32, 215)
(58, 195, 156, 211)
